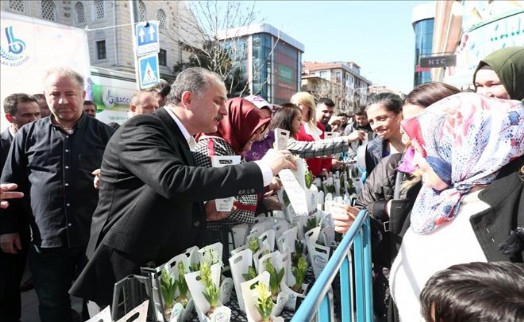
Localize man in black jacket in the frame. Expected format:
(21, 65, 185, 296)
(0, 93, 40, 322)
(1, 68, 115, 322)
(70, 67, 295, 311)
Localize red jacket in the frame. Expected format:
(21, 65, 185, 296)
(295, 122, 332, 176)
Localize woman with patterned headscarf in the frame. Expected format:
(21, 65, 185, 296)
(389, 93, 524, 321)
(193, 97, 272, 232)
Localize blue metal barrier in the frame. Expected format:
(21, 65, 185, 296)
(292, 210, 373, 322)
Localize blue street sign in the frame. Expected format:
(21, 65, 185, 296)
(138, 54, 160, 89)
(135, 21, 159, 56)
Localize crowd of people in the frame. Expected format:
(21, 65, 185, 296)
(1, 46, 523, 322)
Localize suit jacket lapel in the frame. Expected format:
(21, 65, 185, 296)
(155, 108, 195, 166)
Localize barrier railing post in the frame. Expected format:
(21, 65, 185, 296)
(291, 210, 372, 322)
(353, 224, 365, 321)
(339, 255, 351, 322)
(363, 216, 374, 322)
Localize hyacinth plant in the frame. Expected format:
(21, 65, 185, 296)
(291, 255, 308, 293)
(304, 216, 319, 233)
(255, 282, 274, 322)
(160, 267, 177, 319)
(325, 180, 336, 194)
(202, 247, 220, 266)
(175, 261, 190, 307)
(199, 262, 220, 315)
(263, 259, 285, 300)
(190, 262, 201, 272)
(290, 240, 308, 293)
(242, 265, 258, 282)
(248, 236, 260, 254)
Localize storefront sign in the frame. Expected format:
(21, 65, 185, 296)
(419, 55, 457, 68)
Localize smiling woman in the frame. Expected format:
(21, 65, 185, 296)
(362, 92, 404, 176)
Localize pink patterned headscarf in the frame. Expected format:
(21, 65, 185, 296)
(401, 93, 524, 233)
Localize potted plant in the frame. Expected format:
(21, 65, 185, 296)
(290, 255, 308, 294)
(255, 282, 274, 322)
(242, 264, 258, 282)
(248, 236, 260, 254)
(185, 248, 231, 322)
(264, 259, 285, 300)
(290, 241, 308, 294)
(200, 262, 220, 315)
(304, 216, 319, 234)
(175, 261, 190, 307)
(241, 271, 285, 322)
(160, 267, 177, 320)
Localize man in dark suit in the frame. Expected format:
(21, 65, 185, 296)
(0, 93, 40, 322)
(70, 67, 295, 309)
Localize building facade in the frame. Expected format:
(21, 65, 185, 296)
(302, 61, 371, 113)
(434, 1, 523, 89)
(1, 0, 192, 81)
(219, 23, 304, 104)
(412, 2, 435, 87)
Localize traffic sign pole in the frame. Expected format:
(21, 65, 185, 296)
(138, 54, 160, 89)
(133, 20, 160, 89)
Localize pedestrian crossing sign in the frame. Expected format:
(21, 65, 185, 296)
(138, 54, 160, 89)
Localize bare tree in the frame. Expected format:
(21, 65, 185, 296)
(168, 1, 269, 97)
(308, 79, 354, 113)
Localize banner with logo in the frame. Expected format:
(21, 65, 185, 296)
(89, 67, 137, 124)
(0, 11, 90, 128)
(444, 10, 524, 89)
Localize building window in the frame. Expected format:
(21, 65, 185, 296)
(75, 2, 85, 24)
(157, 9, 166, 30)
(96, 40, 106, 60)
(138, 0, 146, 21)
(41, 0, 56, 21)
(158, 49, 167, 66)
(94, 0, 104, 19)
(335, 71, 342, 83)
(9, 0, 24, 13)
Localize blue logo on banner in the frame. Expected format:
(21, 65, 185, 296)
(1, 25, 29, 67)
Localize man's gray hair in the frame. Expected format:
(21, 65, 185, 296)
(43, 67, 85, 89)
(167, 67, 224, 105)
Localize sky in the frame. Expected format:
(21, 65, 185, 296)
(253, 0, 430, 93)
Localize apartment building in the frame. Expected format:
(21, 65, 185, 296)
(302, 61, 371, 113)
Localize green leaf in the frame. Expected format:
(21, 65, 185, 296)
(176, 262, 189, 299)
(160, 268, 177, 305)
(242, 265, 258, 282)
(264, 259, 284, 297)
(292, 255, 308, 292)
(305, 170, 314, 189)
(305, 216, 319, 233)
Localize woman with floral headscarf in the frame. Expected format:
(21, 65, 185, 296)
(389, 92, 524, 321)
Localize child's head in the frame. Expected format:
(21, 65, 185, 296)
(420, 261, 524, 322)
